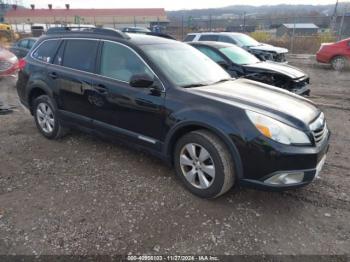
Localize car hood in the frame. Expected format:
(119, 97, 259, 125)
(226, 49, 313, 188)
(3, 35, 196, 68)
(249, 43, 288, 54)
(244, 61, 306, 79)
(189, 79, 319, 129)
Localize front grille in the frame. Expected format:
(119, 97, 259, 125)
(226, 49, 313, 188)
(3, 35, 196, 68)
(310, 113, 328, 146)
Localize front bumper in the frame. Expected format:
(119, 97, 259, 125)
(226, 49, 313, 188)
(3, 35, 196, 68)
(292, 84, 310, 96)
(236, 132, 330, 191)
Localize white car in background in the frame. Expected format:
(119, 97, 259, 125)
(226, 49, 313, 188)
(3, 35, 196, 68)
(184, 32, 288, 63)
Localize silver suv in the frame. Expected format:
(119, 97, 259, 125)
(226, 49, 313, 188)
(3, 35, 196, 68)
(184, 32, 288, 63)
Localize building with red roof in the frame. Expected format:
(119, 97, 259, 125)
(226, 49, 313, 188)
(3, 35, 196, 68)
(4, 6, 168, 28)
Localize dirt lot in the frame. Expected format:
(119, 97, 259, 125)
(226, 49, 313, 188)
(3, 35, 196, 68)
(0, 61, 349, 256)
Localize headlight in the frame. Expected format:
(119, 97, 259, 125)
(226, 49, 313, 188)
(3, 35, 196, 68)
(246, 110, 311, 145)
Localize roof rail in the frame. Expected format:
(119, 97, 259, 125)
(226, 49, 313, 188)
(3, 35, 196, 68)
(145, 32, 175, 40)
(46, 27, 130, 39)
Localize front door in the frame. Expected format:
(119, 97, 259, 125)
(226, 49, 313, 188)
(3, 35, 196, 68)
(91, 41, 165, 150)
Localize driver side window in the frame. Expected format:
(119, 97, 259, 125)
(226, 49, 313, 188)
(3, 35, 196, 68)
(100, 41, 153, 83)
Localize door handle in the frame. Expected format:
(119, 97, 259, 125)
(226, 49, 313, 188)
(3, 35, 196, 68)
(48, 72, 57, 79)
(95, 84, 108, 94)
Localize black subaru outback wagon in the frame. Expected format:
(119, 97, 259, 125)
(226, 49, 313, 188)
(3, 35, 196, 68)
(17, 27, 330, 198)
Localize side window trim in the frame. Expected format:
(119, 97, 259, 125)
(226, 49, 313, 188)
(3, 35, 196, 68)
(31, 38, 165, 91)
(32, 38, 100, 73)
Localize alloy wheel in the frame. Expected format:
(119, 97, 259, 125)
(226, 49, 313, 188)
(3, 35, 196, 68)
(36, 102, 55, 134)
(332, 57, 346, 71)
(179, 143, 216, 189)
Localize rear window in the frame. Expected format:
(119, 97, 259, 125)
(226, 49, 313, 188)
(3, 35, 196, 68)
(199, 35, 219, 41)
(32, 40, 60, 63)
(62, 40, 99, 73)
(184, 35, 196, 42)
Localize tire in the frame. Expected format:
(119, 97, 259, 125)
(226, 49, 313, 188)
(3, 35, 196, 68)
(174, 130, 235, 199)
(331, 56, 347, 71)
(33, 95, 68, 139)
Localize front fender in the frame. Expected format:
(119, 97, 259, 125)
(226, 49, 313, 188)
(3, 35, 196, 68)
(164, 109, 244, 179)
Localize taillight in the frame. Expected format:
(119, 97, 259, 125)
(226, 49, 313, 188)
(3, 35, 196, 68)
(18, 58, 26, 70)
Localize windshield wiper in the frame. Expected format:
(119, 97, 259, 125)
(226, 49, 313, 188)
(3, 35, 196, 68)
(181, 83, 208, 88)
(210, 78, 231, 85)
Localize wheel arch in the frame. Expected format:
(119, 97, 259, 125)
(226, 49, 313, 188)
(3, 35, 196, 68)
(164, 121, 244, 179)
(27, 81, 53, 114)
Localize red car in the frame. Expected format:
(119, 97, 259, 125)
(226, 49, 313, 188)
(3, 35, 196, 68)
(316, 37, 350, 71)
(0, 47, 19, 77)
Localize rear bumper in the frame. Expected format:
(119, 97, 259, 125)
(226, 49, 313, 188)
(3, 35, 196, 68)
(316, 52, 330, 64)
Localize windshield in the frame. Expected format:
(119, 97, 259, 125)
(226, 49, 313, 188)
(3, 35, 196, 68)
(233, 34, 260, 47)
(141, 43, 230, 87)
(220, 46, 260, 65)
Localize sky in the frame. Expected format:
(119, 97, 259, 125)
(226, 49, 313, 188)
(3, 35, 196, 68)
(21, 0, 346, 11)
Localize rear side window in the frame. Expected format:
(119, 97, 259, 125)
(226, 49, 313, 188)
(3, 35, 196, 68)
(219, 35, 236, 44)
(19, 39, 29, 48)
(62, 40, 99, 73)
(199, 35, 219, 41)
(184, 35, 196, 42)
(32, 40, 60, 63)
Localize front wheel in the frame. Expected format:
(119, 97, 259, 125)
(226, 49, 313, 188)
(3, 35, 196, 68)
(174, 130, 235, 198)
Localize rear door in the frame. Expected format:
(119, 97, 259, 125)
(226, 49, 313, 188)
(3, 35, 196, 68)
(47, 39, 99, 128)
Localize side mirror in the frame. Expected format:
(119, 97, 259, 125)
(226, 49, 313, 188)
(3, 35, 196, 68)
(130, 74, 154, 88)
(217, 61, 229, 70)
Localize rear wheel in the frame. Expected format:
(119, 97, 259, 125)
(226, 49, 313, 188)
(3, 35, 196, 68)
(174, 130, 235, 198)
(33, 95, 68, 139)
(331, 56, 347, 71)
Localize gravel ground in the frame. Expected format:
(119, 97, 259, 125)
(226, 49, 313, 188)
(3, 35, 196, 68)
(0, 62, 349, 256)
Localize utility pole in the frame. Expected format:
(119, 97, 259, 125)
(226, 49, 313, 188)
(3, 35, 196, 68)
(330, 0, 339, 34)
(181, 14, 184, 40)
(242, 12, 246, 32)
(291, 16, 296, 54)
(209, 14, 212, 32)
(338, 8, 346, 40)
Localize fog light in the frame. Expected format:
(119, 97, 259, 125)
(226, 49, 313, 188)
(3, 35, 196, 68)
(264, 172, 304, 185)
